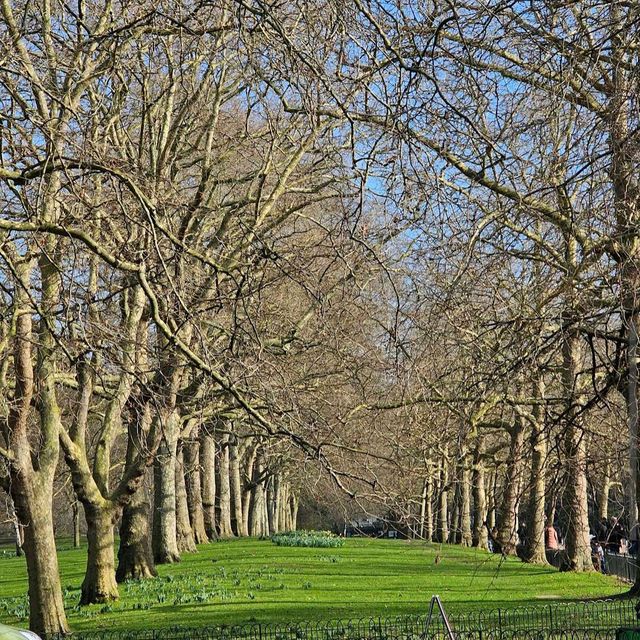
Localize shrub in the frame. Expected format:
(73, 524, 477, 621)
(271, 530, 345, 548)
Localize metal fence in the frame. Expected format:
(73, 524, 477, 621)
(545, 550, 639, 584)
(604, 554, 639, 584)
(43, 599, 640, 640)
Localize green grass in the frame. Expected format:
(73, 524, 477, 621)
(0, 538, 628, 632)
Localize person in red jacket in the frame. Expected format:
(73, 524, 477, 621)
(545, 521, 559, 550)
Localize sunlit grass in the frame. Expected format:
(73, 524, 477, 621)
(0, 538, 628, 632)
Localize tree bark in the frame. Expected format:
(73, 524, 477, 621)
(229, 435, 244, 536)
(472, 437, 489, 550)
(436, 456, 449, 543)
(487, 470, 497, 531)
(152, 424, 181, 564)
(117, 401, 157, 582)
(597, 459, 611, 521)
(217, 431, 234, 538)
(523, 378, 548, 564)
(200, 426, 217, 540)
(81, 502, 119, 604)
(73, 500, 82, 549)
(497, 418, 525, 555)
(175, 443, 197, 553)
(561, 302, 593, 571)
(6, 282, 69, 635)
(117, 480, 157, 581)
(250, 454, 267, 537)
(184, 431, 209, 544)
(460, 456, 473, 547)
(12, 474, 69, 634)
(242, 443, 257, 535)
(449, 472, 460, 544)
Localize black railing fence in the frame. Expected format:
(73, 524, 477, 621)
(545, 550, 639, 585)
(604, 554, 639, 584)
(41, 599, 640, 640)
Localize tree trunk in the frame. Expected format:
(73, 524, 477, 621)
(250, 455, 267, 537)
(152, 427, 181, 564)
(81, 503, 119, 604)
(562, 316, 593, 571)
(523, 379, 548, 564)
(117, 487, 156, 581)
(598, 459, 611, 521)
(425, 473, 434, 542)
(175, 444, 197, 553)
(117, 403, 157, 582)
(10, 499, 24, 556)
(73, 500, 82, 549)
(436, 457, 449, 543)
(12, 475, 69, 635)
(6, 260, 69, 635)
(242, 444, 257, 535)
(217, 432, 234, 538)
(497, 419, 525, 555)
(200, 426, 217, 540)
(487, 470, 497, 530)
(277, 481, 289, 533)
(117, 468, 156, 582)
(266, 478, 275, 535)
(418, 476, 428, 540)
(628, 309, 640, 567)
(290, 494, 299, 530)
(449, 472, 460, 544)
(472, 438, 488, 550)
(272, 475, 282, 534)
(607, 18, 640, 588)
(460, 456, 472, 547)
(628, 309, 640, 591)
(229, 435, 244, 536)
(184, 433, 208, 544)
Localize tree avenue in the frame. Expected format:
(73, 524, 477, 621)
(1, 0, 640, 636)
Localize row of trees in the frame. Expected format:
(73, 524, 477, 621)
(0, 1, 385, 634)
(2, 0, 640, 636)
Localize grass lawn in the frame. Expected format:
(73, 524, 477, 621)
(0, 538, 629, 632)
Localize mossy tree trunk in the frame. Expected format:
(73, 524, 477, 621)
(5, 247, 69, 635)
(81, 502, 120, 604)
(117, 400, 157, 582)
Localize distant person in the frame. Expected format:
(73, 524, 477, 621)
(591, 540, 601, 572)
(487, 526, 500, 554)
(545, 522, 559, 550)
(591, 540, 606, 573)
(596, 518, 608, 545)
(517, 521, 528, 548)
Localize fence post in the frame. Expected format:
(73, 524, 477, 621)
(498, 608, 503, 640)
